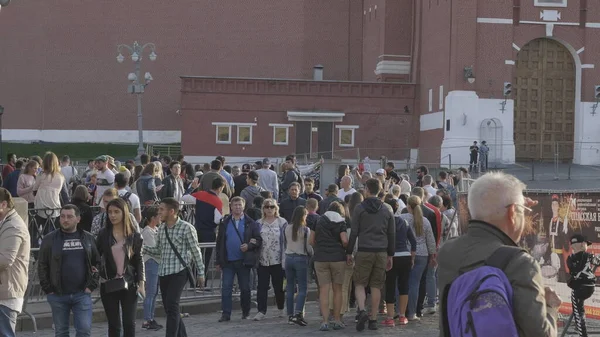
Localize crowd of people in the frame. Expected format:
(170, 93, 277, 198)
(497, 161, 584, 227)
(0, 149, 575, 337)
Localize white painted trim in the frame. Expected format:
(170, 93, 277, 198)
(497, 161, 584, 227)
(268, 123, 294, 127)
(534, 0, 567, 7)
(420, 111, 444, 131)
(378, 54, 411, 59)
(271, 125, 290, 146)
(287, 111, 345, 122)
(476, 18, 513, 24)
(512, 43, 521, 51)
(439, 85, 444, 110)
(505, 60, 516, 65)
(546, 23, 554, 37)
(0, 129, 181, 144)
(338, 127, 356, 147)
(236, 125, 253, 145)
(215, 125, 232, 144)
(211, 122, 257, 127)
(577, 47, 585, 54)
(520, 20, 578, 26)
(374, 60, 410, 75)
(428, 89, 433, 112)
(582, 64, 595, 69)
(585, 23, 600, 28)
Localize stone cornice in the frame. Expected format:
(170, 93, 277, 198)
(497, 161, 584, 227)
(181, 76, 415, 99)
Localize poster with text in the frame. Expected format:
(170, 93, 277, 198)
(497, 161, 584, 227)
(457, 191, 600, 318)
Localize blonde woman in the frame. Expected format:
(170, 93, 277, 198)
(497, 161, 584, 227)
(253, 199, 287, 321)
(32, 152, 65, 241)
(400, 196, 436, 321)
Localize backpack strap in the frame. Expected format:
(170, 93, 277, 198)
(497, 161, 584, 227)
(485, 246, 526, 270)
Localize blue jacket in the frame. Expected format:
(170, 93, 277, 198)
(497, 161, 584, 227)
(395, 216, 417, 254)
(215, 214, 262, 267)
(3, 169, 20, 197)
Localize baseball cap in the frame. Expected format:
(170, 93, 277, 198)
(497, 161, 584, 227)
(262, 158, 271, 165)
(376, 168, 385, 175)
(571, 234, 592, 245)
(95, 155, 108, 162)
(242, 164, 251, 172)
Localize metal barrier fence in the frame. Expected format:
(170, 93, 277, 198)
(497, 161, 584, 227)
(19, 204, 229, 332)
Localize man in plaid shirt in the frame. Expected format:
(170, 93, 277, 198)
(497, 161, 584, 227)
(144, 197, 204, 337)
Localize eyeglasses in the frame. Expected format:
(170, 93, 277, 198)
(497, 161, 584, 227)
(506, 203, 532, 213)
(264, 205, 276, 209)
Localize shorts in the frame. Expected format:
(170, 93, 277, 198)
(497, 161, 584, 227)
(314, 261, 346, 285)
(353, 251, 388, 289)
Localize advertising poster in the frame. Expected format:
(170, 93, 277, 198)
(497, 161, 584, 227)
(456, 191, 600, 318)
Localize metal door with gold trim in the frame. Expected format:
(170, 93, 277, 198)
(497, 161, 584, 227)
(514, 38, 575, 161)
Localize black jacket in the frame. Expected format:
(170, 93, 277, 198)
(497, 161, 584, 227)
(233, 173, 249, 197)
(279, 197, 307, 223)
(215, 214, 262, 267)
(71, 198, 94, 233)
(38, 229, 100, 295)
(161, 174, 184, 199)
(318, 195, 343, 215)
(96, 228, 145, 286)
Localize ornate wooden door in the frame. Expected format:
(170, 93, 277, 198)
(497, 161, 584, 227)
(514, 38, 575, 161)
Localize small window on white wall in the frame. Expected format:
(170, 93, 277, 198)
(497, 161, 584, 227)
(336, 125, 359, 147)
(428, 89, 433, 112)
(237, 125, 253, 144)
(270, 124, 293, 145)
(534, 0, 567, 7)
(439, 85, 444, 110)
(215, 125, 231, 144)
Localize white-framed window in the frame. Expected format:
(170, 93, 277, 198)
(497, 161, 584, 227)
(212, 122, 256, 145)
(269, 123, 293, 145)
(237, 125, 253, 145)
(428, 89, 433, 112)
(534, 0, 567, 7)
(439, 85, 444, 110)
(336, 125, 359, 147)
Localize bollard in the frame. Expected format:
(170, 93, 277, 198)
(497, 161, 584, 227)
(568, 163, 572, 180)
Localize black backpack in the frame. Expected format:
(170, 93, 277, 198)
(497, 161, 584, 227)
(121, 192, 134, 212)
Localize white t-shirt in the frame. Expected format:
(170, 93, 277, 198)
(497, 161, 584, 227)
(61, 166, 78, 183)
(118, 188, 141, 212)
(338, 188, 357, 202)
(95, 169, 115, 205)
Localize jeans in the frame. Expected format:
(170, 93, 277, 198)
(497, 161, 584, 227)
(198, 230, 216, 287)
(160, 269, 188, 337)
(285, 254, 309, 316)
(257, 264, 285, 314)
(144, 259, 160, 321)
(47, 292, 93, 337)
(417, 264, 428, 314)
(425, 265, 437, 308)
(100, 285, 138, 337)
(221, 260, 251, 317)
(0, 305, 17, 337)
(407, 256, 428, 317)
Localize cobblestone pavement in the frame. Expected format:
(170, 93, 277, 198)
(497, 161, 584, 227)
(18, 301, 441, 337)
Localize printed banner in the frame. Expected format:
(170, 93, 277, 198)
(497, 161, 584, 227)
(457, 191, 600, 318)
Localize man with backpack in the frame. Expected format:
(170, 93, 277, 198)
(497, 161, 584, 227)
(438, 172, 561, 337)
(115, 173, 142, 223)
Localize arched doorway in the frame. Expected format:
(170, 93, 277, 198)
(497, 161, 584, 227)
(480, 118, 503, 167)
(514, 38, 575, 162)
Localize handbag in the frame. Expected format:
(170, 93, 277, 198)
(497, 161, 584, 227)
(165, 225, 196, 288)
(102, 255, 128, 293)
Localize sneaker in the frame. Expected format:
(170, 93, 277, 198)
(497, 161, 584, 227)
(407, 315, 420, 321)
(332, 321, 344, 330)
(151, 320, 163, 329)
(319, 323, 330, 331)
(277, 309, 285, 318)
(368, 320, 379, 330)
(141, 321, 151, 330)
(354, 313, 360, 323)
(288, 316, 295, 325)
(242, 313, 250, 320)
(423, 306, 437, 315)
(398, 316, 408, 325)
(355, 310, 368, 332)
(381, 318, 395, 327)
(218, 315, 231, 322)
(253, 312, 266, 321)
(292, 313, 308, 327)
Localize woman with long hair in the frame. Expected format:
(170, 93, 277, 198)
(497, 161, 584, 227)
(284, 206, 312, 326)
(310, 202, 348, 331)
(400, 196, 436, 321)
(140, 206, 163, 331)
(382, 198, 417, 326)
(32, 152, 65, 240)
(18, 160, 39, 208)
(253, 199, 287, 321)
(96, 198, 145, 337)
(70, 185, 94, 232)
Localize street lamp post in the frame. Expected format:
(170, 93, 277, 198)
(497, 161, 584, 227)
(116, 41, 157, 160)
(0, 105, 4, 164)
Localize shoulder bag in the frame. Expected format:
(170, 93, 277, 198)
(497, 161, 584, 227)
(164, 225, 196, 288)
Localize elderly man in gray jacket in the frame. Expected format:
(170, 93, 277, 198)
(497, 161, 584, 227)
(438, 172, 561, 337)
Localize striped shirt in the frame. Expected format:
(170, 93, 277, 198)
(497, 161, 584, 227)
(143, 218, 205, 277)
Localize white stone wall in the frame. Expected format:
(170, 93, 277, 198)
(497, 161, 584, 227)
(575, 102, 600, 165)
(1, 130, 181, 144)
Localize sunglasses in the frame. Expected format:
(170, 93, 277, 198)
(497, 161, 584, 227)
(264, 205, 276, 209)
